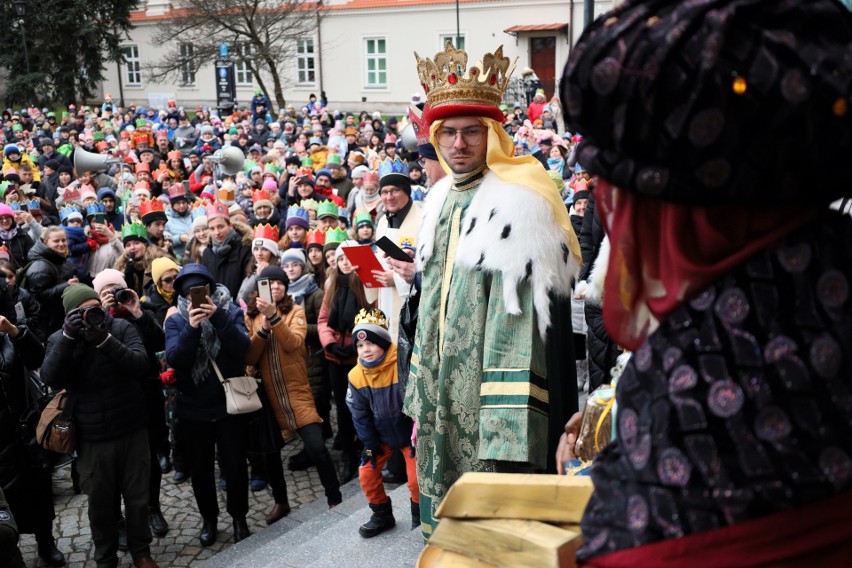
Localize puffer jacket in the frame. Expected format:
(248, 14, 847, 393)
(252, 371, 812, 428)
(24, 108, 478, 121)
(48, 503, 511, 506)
(41, 315, 149, 442)
(0, 230, 34, 271)
(22, 242, 76, 339)
(346, 345, 412, 450)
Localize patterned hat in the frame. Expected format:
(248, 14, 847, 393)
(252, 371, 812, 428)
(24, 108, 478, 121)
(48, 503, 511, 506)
(285, 205, 310, 230)
(353, 308, 392, 350)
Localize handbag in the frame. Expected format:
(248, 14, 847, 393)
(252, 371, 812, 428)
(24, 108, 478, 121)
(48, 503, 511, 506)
(19, 372, 61, 469)
(36, 389, 76, 455)
(208, 354, 263, 415)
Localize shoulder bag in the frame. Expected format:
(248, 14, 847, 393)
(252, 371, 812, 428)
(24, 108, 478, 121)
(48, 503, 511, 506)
(208, 354, 263, 415)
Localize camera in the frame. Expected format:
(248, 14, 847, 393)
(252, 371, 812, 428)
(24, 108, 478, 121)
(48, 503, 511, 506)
(80, 306, 106, 328)
(111, 287, 135, 304)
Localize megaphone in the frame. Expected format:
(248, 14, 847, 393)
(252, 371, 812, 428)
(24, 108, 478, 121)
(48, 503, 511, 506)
(73, 147, 120, 173)
(209, 146, 245, 177)
(400, 123, 419, 152)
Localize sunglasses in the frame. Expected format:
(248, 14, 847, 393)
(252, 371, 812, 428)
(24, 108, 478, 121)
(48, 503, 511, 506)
(160, 276, 175, 284)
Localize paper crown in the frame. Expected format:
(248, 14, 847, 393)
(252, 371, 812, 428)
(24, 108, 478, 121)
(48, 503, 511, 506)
(252, 189, 274, 207)
(139, 197, 167, 220)
(134, 181, 150, 193)
(134, 162, 150, 174)
(326, 154, 342, 166)
(59, 205, 82, 222)
(415, 41, 516, 123)
(121, 221, 148, 242)
(253, 223, 279, 243)
(8, 202, 21, 211)
(362, 170, 380, 185)
(306, 229, 326, 248)
(263, 163, 279, 176)
(354, 209, 374, 228)
(190, 203, 208, 220)
(338, 207, 349, 221)
(287, 205, 309, 221)
(378, 156, 409, 179)
(62, 186, 81, 202)
(25, 199, 41, 212)
(324, 227, 349, 245)
(167, 150, 182, 161)
(408, 104, 432, 146)
(206, 201, 230, 221)
(86, 202, 105, 217)
(168, 183, 189, 200)
(218, 184, 236, 203)
(354, 308, 388, 330)
(300, 198, 319, 212)
(317, 200, 338, 219)
(296, 166, 314, 181)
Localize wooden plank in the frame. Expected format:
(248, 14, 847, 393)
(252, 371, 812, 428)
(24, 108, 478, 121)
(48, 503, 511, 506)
(417, 544, 498, 568)
(435, 473, 593, 524)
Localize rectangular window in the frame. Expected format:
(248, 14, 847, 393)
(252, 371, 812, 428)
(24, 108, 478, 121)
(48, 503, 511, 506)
(297, 39, 316, 84)
(180, 43, 195, 86)
(364, 38, 387, 87)
(121, 44, 141, 86)
(235, 44, 253, 86)
(440, 34, 465, 50)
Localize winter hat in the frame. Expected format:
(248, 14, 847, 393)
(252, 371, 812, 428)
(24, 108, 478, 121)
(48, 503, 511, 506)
(44, 159, 60, 171)
(351, 165, 369, 179)
(261, 177, 278, 192)
(92, 269, 127, 294)
(335, 239, 358, 261)
(191, 215, 209, 231)
(0, 204, 15, 219)
(352, 308, 392, 351)
(258, 265, 289, 286)
(62, 284, 100, 314)
(174, 263, 217, 297)
(152, 257, 181, 285)
(280, 248, 306, 267)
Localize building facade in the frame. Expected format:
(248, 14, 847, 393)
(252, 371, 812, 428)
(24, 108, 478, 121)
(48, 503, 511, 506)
(100, 0, 615, 113)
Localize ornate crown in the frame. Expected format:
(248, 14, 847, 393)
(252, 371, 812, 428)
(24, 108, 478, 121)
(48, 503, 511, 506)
(378, 156, 408, 179)
(354, 209, 374, 228)
(168, 183, 189, 200)
(354, 308, 388, 330)
(324, 227, 349, 245)
(25, 199, 41, 212)
(121, 221, 148, 241)
(306, 229, 326, 247)
(206, 201, 229, 221)
(139, 197, 166, 219)
(86, 202, 105, 217)
(253, 223, 279, 242)
(408, 104, 432, 146)
(317, 200, 338, 219)
(63, 186, 81, 202)
(362, 171, 380, 185)
(415, 41, 516, 116)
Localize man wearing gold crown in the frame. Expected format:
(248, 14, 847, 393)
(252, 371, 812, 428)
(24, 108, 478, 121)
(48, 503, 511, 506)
(404, 42, 583, 536)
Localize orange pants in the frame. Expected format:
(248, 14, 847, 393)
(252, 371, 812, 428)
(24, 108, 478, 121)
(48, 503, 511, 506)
(359, 444, 419, 506)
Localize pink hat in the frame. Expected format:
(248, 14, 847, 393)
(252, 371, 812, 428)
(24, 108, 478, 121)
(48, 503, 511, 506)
(92, 268, 127, 294)
(262, 178, 278, 192)
(0, 204, 15, 219)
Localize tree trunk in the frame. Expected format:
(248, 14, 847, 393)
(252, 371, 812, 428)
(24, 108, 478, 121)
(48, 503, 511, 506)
(259, 51, 286, 110)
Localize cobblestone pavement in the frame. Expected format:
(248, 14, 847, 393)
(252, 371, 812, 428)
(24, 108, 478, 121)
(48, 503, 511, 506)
(18, 438, 342, 567)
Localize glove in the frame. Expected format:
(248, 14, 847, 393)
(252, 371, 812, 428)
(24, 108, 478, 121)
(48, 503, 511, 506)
(82, 324, 109, 345)
(63, 311, 84, 339)
(360, 446, 382, 468)
(329, 344, 356, 360)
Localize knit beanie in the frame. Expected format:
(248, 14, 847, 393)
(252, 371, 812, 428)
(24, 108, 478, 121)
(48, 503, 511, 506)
(335, 239, 358, 261)
(352, 309, 392, 351)
(280, 248, 306, 267)
(191, 215, 208, 231)
(258, 265, 289, 286)
(152, 257, 181, 285)
(92, 269, 126, 294)
(62, 284, 100, 314)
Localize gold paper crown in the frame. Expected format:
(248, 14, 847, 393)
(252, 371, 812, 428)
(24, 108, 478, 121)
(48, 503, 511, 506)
(415, 41, 516, 111)
(354, 308, 388, 329)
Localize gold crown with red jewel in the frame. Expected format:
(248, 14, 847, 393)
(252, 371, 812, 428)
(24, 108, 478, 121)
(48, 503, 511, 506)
(414, 41, 516, 119)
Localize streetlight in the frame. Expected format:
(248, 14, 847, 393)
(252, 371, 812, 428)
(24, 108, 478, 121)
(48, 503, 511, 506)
(13, 0, 31, 76)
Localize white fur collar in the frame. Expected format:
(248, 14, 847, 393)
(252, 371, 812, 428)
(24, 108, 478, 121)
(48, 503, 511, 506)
(417, 171, 580, 338)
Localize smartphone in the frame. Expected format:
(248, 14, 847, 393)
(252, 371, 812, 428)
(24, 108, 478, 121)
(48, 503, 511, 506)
(257, 278, 273, 303)
(93, 212, 106, 224)
(182, 180, 190, 193)
(189, 285, 209, 310)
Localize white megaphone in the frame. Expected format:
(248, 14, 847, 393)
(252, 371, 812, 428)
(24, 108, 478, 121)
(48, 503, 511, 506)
(209, 146, 245, 176)
(400, 123, 419, 152)
(73, 147, 121, 173)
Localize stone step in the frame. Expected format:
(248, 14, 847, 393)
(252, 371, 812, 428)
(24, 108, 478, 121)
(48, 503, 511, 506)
(201, 480, 423, 568)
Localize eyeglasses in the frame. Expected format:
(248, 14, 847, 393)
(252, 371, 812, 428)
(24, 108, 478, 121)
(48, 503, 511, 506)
(380, 187, 404, 197)
(0, 272, 14, 279)
(160, 276, 175, 284)
(436, 127, 486, 148)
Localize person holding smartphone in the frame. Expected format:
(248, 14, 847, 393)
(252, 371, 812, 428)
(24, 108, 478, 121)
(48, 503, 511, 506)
(164, 264, 252, 546)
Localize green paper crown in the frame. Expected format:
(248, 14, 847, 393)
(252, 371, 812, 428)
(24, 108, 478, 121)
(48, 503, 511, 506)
(317, 200, 338, 219)
(325, 227, 349, 245)
(300, 198, 319, 212)
(121, 221, 148, 242)
(326, 154, 342, 166)
(135, 118, 147, 128)
(354, 210, 373, 228)
(93, 131, 105, 141)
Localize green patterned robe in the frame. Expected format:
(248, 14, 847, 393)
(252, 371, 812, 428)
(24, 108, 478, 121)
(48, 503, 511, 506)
(404, 175, 549, 538)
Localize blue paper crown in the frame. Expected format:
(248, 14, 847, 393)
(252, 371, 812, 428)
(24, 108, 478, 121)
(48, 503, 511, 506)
(337, 207, 349, 221)
(378, 156, 409, 179)
(286, 206, 309, 223)
(8, 202, 21, 211)
(59, 205, 82, 222)
(25, 199, 41, 212)
(190, 206, 207, 221)
(86, 202, 106, 217)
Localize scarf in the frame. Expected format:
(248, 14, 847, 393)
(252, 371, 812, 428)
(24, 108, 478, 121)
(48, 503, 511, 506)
(176, 284, 233, 384)
(0, 226, 18, 241)
(359, 351, 387, 368)
(90, 226, 111, 245)
(157, 284, 175, 305)
(596, 180, 816, 350)
(547, 157, 565, 176)
(362, 188, 381, 208)
(288, 273, 319, 306)
(327, 273, 360, 334)
(211, 228, 241, 257)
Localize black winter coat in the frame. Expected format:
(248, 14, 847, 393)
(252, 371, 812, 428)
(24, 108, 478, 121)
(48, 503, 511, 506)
(0, 286, 40, 338)
(41, 316, 149, 442)
(0, 230, 34, 271)
(303, 287, 327, 397)
(22, 242, 76, 340)
(200, 237, 252, 299)
(142, 283, 171, 326)
(164, 302, 250, 422)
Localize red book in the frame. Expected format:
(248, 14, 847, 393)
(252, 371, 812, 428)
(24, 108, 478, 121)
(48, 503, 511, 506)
(342, 245, 387, 288)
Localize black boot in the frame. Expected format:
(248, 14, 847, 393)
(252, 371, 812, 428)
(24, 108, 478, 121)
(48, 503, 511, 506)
(287, 448, 313, 471)
(410, 500, 420, 530)
(149, 508, 169, 537)
(199, 517, 218, 547)
(358, 499, 395, 538)
(233, 518, 251, 543)
(36, 534, 66, 567)
(70, 458, 81, 495)
(117, 520, 128, 551)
